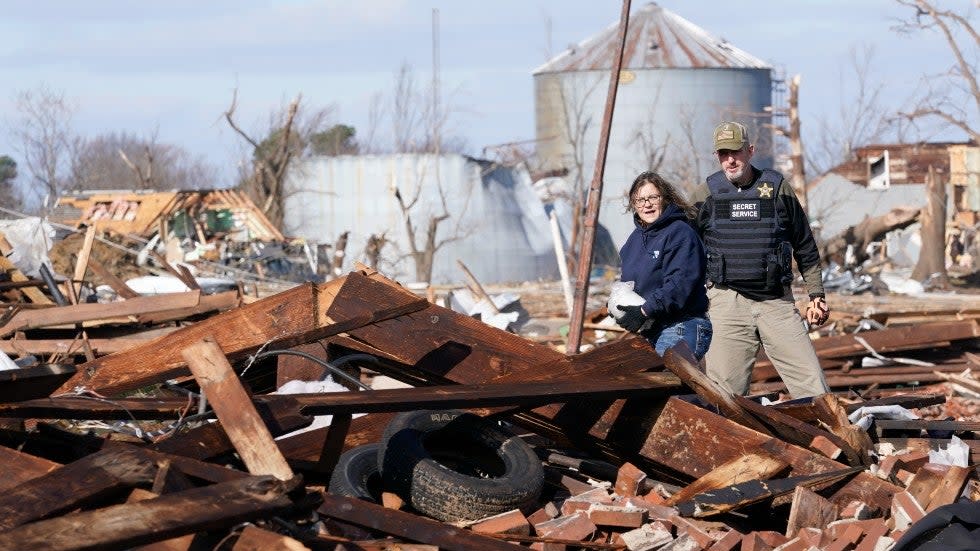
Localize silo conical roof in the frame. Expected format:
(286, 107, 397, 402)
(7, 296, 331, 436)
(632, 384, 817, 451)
(533, 2, 771, 74)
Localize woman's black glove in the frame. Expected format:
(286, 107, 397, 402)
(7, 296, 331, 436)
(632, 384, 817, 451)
(616, 304, 650, 333)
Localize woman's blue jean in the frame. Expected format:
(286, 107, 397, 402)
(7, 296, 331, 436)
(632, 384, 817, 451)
(647, 317, 712, 360)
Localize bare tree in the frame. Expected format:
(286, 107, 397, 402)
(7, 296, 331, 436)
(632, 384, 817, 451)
(809, 46, 891, 176)
(224, 91, 334, 229)
(71, 131, 218, 191)
(385, 61, 469, 155)
(630, 87, 670, 177)
(911, 165, 948, 286)
(363, 232, 387, 269)
(554, 77, 602, 274)
(10, 84, 78, 212)
(0, 155, 22, 211)
(893, 0, 979, 143)
(375, 61, 474, 282)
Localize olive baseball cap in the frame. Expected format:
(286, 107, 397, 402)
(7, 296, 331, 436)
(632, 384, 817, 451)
(713, 121, 748, 151)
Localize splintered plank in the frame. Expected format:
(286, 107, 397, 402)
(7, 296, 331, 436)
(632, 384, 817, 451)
(0, 476, 301, 551)
(905, 463, 949, 509)
(643, 397, 901, 510)
(662, 344, 771, 434)
(135, 290, 241, 325)
(674, 466, 863, 518)
(127, 488, 195, 551)
(290, 372, 681, 415)
(183, 338, 293, 481)
(317, 493, 525, 551)
(0, 336, 158, 357)
(734, 394, 866, 467)
(785, 486, 838, 539)
(0, 396, 196, 419)
(0, 291, 203, 337)
(925, 465, 971, 511)
(0, 445, 60, 492)
(0, 447, 158, 531)
(59, 271, 429, 396)
(751, 320, 979, 382)
(663, 453, 789, 506)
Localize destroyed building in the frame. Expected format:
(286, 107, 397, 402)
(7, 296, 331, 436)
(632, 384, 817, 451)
(283, 153, 562, 285)
(0, 246, 977, 549)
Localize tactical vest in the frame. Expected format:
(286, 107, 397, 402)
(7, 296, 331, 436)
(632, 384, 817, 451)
(703, 169, 793, 286)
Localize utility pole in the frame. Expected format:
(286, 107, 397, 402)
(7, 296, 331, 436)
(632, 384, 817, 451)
(565, 0, 631, 354)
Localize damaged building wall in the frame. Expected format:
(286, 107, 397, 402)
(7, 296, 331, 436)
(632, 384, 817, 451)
(808, 174, 925, 242)
(283, 153, 560, 285)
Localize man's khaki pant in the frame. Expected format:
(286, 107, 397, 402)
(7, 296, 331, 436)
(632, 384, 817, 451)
(704, 286, 829, 398)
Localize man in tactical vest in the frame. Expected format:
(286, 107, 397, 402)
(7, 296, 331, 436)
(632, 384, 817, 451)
(690, 121, 830, 399)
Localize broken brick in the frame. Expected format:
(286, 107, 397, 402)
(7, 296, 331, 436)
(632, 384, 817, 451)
(755, 531, 789, 549)
(587, 503, 646, 528)
(671, 515, 716, 549)
(840, 501, 871, 520)
(620, 523, 674, 551)
(615, 462, 648, 498)
(823, 522, 865, 551)
(810, 434, 843, 460)
(854, 520, 889, 551)
(742, 532, 774, 551)
(470, 509, 530, 536)
(890, 491, 925, 532)
(622, 496, 679, 522)
(533, 512, 596, 542)
(560, 487, 613, 516)
(707, 529, 743, 551)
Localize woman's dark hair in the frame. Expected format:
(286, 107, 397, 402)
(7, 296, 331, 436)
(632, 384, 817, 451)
(626, 171, 696, 219)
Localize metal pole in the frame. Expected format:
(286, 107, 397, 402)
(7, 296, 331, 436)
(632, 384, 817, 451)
(565, 0, 632, 354)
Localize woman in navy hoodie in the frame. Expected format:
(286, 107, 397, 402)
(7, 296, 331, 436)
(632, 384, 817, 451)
(614, 171, 712, 359)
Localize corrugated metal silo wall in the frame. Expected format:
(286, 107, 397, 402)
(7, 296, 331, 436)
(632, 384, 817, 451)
(283, 154, 559, 285)
(534, 67, 772, 250)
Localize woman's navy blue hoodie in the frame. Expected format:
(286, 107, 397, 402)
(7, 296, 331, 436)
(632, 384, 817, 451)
(618, 203, 708, 328)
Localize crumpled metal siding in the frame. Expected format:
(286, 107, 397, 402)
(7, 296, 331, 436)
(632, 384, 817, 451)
(283, 154, 560, 285)
(533, 3, 771, 74)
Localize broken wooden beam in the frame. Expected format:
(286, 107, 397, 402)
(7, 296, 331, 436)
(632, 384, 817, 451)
(0, 290, 203, 337)
(0, 475, 302, 551)
(663, 452, 789, 507)
(661, 344, 771, 434)
(317, 493, 526, 550)
(643, 397, 902, 510)
(0, 373, 681, 419)
(674, 466, 864, 518)
(58, 271, 429, 396)
(0, 445, 60, 492)
(0, 447, 158, 531)
(182, 337, 294, 481)
(751, 320, 979, 383)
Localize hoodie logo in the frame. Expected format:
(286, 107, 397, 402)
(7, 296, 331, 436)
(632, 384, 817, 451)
(650, 250, 660, 260)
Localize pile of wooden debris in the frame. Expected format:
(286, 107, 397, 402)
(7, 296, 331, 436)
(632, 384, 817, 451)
(1, 259, 979, 549)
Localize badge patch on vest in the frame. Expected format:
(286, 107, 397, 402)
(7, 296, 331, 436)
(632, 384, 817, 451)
(730, 200, 761, 220)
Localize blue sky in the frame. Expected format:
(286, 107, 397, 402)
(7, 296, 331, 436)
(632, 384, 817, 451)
(0, 1, 971, 187)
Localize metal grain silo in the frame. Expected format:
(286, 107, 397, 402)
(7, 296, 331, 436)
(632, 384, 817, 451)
(534, 2, 774, 249)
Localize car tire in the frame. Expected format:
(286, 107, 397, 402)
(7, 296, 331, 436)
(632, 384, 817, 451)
(378, 409, 544, 522)
(328, 442, 383, 503)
